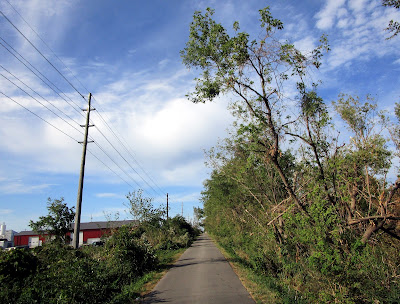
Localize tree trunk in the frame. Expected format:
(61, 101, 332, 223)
(361, 220, 384, 244)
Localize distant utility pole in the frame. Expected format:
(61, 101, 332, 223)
(73, 93, 94, 249)
(181, 202, 183, 217)
(166, 193, 169, 220)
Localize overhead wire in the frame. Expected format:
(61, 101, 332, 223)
(0, 9, 86, 100)
(0, 91, 78, 142)
(0, 86, 143, 190)
(0, 81, 140, 190)
(96, 108, 167, 196)
(91, 140, 147, 193)
(0, 2, 149, 191)
(86, 147, 135, 189)
(1, 2, 167, 197)
(0, 86, 137, 190)
(0, 6, 168, 199)
(89, 120, 159, 196)
(3, 0, 91, 96)
(0, 37, 85, 118)
(90, 104, 166, 196)
(0, 64, 84, 132)
(0, 72, 84, 136)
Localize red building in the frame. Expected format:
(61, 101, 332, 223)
(14, 220, 136, 248)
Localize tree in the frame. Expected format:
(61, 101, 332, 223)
(125, 190, 164, 224)
(188, 6, 400, 302)
(29, 197, 75, 244)
(332, 95, 400, 242)
(193, 206, 204, 228)
(383, 0, 400, 39)
(181, 7, 329, 215)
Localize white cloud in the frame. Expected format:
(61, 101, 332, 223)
(348, 0, 369, 12)
(158, 59, 170, 69)
(0, 60, 233, 193)
(160, 159, 207, 186)
(314, 0, 400, 71)
(0, 181, 54, 194)
(0, 209, 13, 215)
(315, 0, 346, 30)
(95, 192, 124, 199)
(169, 192, 202, 204)
(127, 97, 231, 157)
(293, 36, 316, 53)
(0, 0, 74, 58)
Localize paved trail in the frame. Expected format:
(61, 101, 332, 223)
(144, 233, 255, 304)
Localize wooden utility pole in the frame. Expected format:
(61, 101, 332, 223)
(166, 193, 169, 220)
(73, 93, 94, 249)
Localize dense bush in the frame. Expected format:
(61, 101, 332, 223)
(0, 249, 38, 302)
(103, 225, 157, 286)
(0, 216, 199, 304)
(203, 143, 400, 303)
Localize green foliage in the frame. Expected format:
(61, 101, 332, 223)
(139, 215, 199, 250)
(125, 190, 165, 223)
(1, 211, 199, 303)
(0, 249, 38, 302)
(334, 95, 392, 176)
(382, 0, 400, 39)
(29, 197, 75, 244)
(188, 6, 400, 303)
(104, 225, 157, 286)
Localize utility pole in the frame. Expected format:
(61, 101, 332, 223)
(181, 202, 183, 217)
(73, 93, 94, 249)
(166, 193, 169, 220)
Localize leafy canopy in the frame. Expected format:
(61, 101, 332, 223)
(29, 197, 75, 243)
(125, 190, 165, 224)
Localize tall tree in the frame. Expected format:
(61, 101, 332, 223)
(125, 190, 164, 224)
(181, 7, 329, 215)
(29, 197, 75, 244)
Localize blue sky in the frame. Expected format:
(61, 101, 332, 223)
(0, 0, 399, 232)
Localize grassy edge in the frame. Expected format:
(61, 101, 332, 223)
(207, 233, 280, 304)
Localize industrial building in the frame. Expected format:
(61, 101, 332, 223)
(0, 223, 17, 249)
(13, 220, 136, 248)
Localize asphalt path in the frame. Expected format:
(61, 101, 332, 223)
(143, 233, 255, 304)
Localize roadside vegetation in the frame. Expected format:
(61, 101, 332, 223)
(181, 4, 400, 304)
(0, 191, 200, 304)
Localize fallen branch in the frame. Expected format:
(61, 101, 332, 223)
(267, 204, 294, 226)
(348, 215, 400, 225)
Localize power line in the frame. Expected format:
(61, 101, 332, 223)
(0, 64, 83, 132)
(0, 91, 78, 142)
(0, 72, 84, 137)
(90, 121, 159, 195)
(86, 147, 135, 189)
(0, 37, 85, 118)
(91, 106, 166, 196)
(0, 9, 86, 100)
(0, 6, 167, 200)
(0, 57, 154, 198)
(91, 140, 148, 194)
(0, 94, 141, 192)
(3, 0, 92, 96)
(0, 64, 139, 195)
(0, 2, 137, 190)
(90, 95, 167, 195)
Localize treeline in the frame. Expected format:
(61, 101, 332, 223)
(0, 192, 200, 304)
(181, 6, 400, 304)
